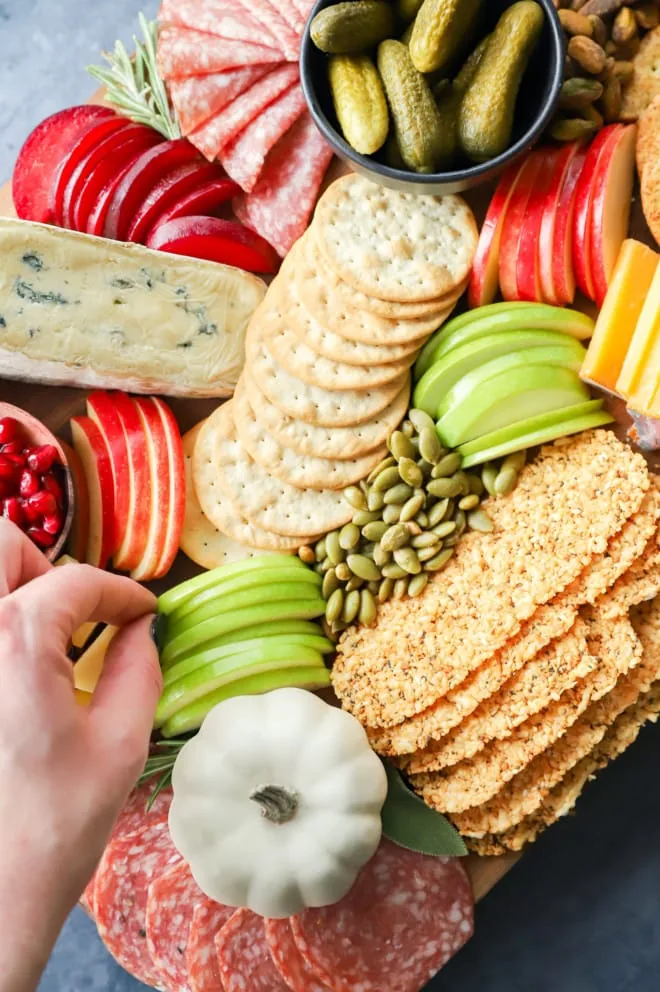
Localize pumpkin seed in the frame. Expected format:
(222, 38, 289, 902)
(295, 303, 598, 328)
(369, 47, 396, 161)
(347, 553, 382, 582)
(432, 452, 462, 478)
(359, 479, 369, 494)
(502, 451, 526, 473)
(367, 579, 380, 594)
(405, 521, 423, 537)
(335, 562, 352, 582)
(408, 572, 429, 597)
(424, 547, 455, 571)
(345, 576, 364, 592)
(468, 473, 485, 497)
(415, 510, 430, 528)
(331, 619, 349, 634)
(373, 543, 391, 567)
(400, 491, 425, 521)
(342, 589, 361, 624)
(481, 463, 498, 496)
(398, 456, 424, 488)
(428, 498, 449, 526)
(418, 544, 443, 562)
(367, 455, 396, 484)
(459, 493, 480, 511)
(384, 482, 414, 505)
(298, 545, 316, 565)
(428, 476, 462, 498)
(444, 534, 460, 547)
(419, 427, 444, 464)
(454, 470, 471, 496)
(367, 488, 386, 511)
(372, 465, 402, 491)
(381, 522, 410, 553)
(353, 508, 382, 526)
(468, 508, 494, 532)
(378, 577, 395, 601)
(394, 546, 421, 574)
(393, 577, 409, 598)
(382, 562, 408, 579)
(359, 588, 378, 626)
(401, 419, 415, 438)
(314, 563, 324, 575)
(343, 485, 367, 510)
(494, 465, 518, 496)
(320, 556, 334, 573)
(325, 588, 344, 623)
(455, 509, 467, 536)
(433, 519, 457, 538)
(382, 503, 402, 524)
(389, 430, 417, 461)
(314, 537, 327, 561)
(411, 531, 440, 549)
(407, 408, 435, 433)
(416, 456, 433, 478)
(326, 529, 345, 565)
(322, 568, 340, 599)
(339, 522, 361, 550)
(362, 520, 389, 542)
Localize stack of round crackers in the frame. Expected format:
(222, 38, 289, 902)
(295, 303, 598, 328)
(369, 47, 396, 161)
(331, 431, 660, 853)
(188, 174, 477, 558)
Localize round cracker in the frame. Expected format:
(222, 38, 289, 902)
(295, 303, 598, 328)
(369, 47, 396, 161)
(244, 365, 410, 460)
(313, 175, 478, 302)
(246, 328, 408, 427)
(233, 378, 387, 491)
(636, 95, 660, 178)
(641, 154, 660, 247)
(192, 413, 317, 550)
(203, 401, 354, 538)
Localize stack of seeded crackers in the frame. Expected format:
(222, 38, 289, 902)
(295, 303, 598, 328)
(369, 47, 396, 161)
(189, 174, 477, 556)
(332, 430, 660, 854)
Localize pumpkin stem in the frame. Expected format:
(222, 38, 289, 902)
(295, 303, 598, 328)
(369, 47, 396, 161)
(250, 785, 299, 824)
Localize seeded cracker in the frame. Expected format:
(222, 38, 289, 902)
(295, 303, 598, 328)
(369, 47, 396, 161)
(333, 432, 650, 729)
(413, 611, 642, 814)
(596, 528, 660, 618)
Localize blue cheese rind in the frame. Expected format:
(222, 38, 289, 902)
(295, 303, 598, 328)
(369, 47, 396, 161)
(0, 219, 267, 397)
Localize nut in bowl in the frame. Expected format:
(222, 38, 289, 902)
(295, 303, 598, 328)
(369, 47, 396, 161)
(0, 403, 74, 561)
(301, 0, 565, 194)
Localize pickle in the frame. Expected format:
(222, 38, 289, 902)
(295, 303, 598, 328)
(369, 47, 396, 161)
(453, 34, 491, 95)
(409, 0, 483, 74)
(311, 1, 396, 54)
(329, 54, 390, 155)
(378, 39, 454, 172)
(458, 1, 544, 163)
(397, 0, 424, 25)
(384, 132, 406, 169)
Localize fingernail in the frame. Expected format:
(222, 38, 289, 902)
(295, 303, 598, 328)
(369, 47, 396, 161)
(150, 614, 166, 652)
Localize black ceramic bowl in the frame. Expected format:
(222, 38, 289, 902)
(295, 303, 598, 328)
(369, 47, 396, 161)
(300, 0, 565, 195)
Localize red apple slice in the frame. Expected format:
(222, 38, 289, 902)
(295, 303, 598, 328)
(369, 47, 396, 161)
(498, 151, 546, 302)
(58, 439, 90, 565)
(103, 139, 202, 241)
(539, 142, 587, 306)
(12, 105, 115, 223)
(572, 124, 623, 302)
(51, 117, 129, 226)
(125, 161, 222, 244)
(468, 160, 525, 309)
(145, 177, 240, 238)
(131, 398, 171, 582)
(146, 215, 279, 273)
(86, 391, 133, 573)
(104, 392, 152, 573)
(70, 417, 115, 570)
(590, 123, 638, 306)
(152, 398, 185, 579)
(516, 146, 562, 303)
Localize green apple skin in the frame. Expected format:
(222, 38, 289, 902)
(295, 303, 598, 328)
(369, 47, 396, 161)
(163, 632, 334, 689)
(157, 554, 304, 615)
(460, 409, 615, 467)
(414, 303, 595, 381)
(436, 365, 591, 448)
(187, 619, 327, 652)
(458, 400, 606, 457)
(160, 598, 327, 667)
(161, 665, 332, 738)
(169, 565, 320, 627)
(156, 644, 326, 725)
(413, 330, 585, 416)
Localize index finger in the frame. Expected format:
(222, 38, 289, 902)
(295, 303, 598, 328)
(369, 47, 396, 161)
(0, 519, 52, 596)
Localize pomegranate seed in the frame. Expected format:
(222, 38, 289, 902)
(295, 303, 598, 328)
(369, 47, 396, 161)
(21, 499, 42, 524)
(4, 452, 25, 467)
(0, 480, 12, 500)
(19, 470, 40, 498)
(42, 472, 64, 506)
(0, 418, 20, 445)
(26, 445, 58, 474)
(0, 456, 18, 482)
(41, 512, 63, 536)
(0, 441, 24, 457)
(27, 526, 56, 549)
(25, 491, 57, 517)
(2, 498, 24, 526)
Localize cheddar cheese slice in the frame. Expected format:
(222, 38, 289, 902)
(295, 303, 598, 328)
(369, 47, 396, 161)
(73, 625, 118, 694)
(616, 257, 660, 400)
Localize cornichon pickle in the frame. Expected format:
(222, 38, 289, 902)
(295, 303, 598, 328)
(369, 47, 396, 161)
(453, 34, 491, 95)
(377, 40, 454, 172)
(409, 0, 483, 74)
(329, 54, 390, 155)
(311, 1, 396, 54)
(458, 1, 544, 163)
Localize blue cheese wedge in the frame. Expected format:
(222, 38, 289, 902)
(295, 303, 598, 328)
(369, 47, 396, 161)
(0, 219, 266, 397)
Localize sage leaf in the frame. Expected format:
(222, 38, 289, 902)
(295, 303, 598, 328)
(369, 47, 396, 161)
(381, 760, 468, 857)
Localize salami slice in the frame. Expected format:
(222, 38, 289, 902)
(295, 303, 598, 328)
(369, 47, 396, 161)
(169, 66, 271, 135)
(220, 82, 306, 192)
(290, 839, 475, 992)
(158, 26, 282, 79)
(291, 0, 316, 24)
(146, 862, 205, 992)
(216, 910, 291, 992)
(233, 112, 333, 257)
(94, 821, 182, 987)
(188, 64, 299, 161)
(187, 898, 236, 992)
(232, 0, 300, 60)
(266, 919, 332, 992)
(159, 0, 279, 49)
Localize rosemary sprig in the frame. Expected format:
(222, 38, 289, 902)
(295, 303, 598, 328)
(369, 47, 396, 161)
(139, 737, 188, 810)
(87, 13, 181, 140)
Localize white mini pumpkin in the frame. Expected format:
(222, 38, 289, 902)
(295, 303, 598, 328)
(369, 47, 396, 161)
(168, 688, 388, 918)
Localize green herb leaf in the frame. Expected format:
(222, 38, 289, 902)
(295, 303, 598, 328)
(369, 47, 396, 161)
(381, 760, 468, 857)
(138, 736, 188, 808)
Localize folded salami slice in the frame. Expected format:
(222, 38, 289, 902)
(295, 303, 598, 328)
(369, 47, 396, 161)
(266, 918, 332, 992)
(232, 0, 300, 59)
(291, 839, 475, 992)
(291, 0, 316, 23)
(233, 112, 333, 257)
(159, 0, 279, 49)
(188, 64, 299, 161)
(94, 821, 182, 987)
(147, 862, 205, 992)
(216, 909, 290, 991)
(158, 26, 282, 79)
(187, 898, 236, 992)
(169, 66, 271, 135)
(220, 82, 306, 192)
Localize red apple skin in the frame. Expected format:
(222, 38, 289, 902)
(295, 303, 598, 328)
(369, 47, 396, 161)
(131, 398, 171, 583)
(144, 177, 240, 239)
(540, 142, 587, 306)
(572, 125, 623, 302)
(151, 398, 185, 580)
(125, 161, 221, 245)
(70, 417, 115, 570)
(146, 215, 280, 273)
(516, 147, 561, 303)
(86, 392, 134, 573)
(590, 123, 638, 306)
(468, 161, 525, 309)
(106, 392, 153, 573)
(498, 151, 546, 302)
(52, 117, 128, 227)
(58, 439, 90, 564)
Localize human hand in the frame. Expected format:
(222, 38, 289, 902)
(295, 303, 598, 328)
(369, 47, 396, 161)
(0, 520, 162, 992)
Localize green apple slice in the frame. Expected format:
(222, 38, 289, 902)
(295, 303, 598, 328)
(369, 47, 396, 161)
(414, 303, 595, 380)
(161, 598, 327, 667)
(413, 330, 586, 416)
(189, 619, 326, 651)
(458, 400, 606, 456)
(161, 665, 332, 738)
(436, 365, 590, 448)
(163, 632, 334, 688)
(156, 643, 326, 725)
(460, 408, 615, 467)
(157, 553, 304, 615)
(169, 564, 320, 627)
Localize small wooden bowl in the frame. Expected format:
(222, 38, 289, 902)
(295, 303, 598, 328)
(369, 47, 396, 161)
(0, 402, 75, 562)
